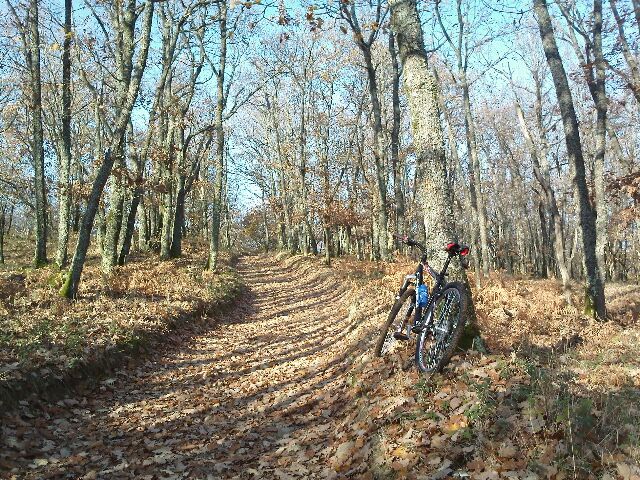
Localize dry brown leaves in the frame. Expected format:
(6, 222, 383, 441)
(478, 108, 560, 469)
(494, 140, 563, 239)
(0, 247, 241, 385)
(1, 253, 639, 479)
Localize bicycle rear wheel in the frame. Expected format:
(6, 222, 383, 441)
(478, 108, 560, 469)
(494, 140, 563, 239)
(375, 288, 415, 358)
(415, 282, 467, 373)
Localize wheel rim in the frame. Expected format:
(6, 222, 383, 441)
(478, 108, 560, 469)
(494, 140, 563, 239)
(418, 288, 461, 371)
(380, 296, 414, 355)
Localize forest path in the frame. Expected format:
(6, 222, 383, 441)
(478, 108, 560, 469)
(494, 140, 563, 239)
(2, 255, 364, 479)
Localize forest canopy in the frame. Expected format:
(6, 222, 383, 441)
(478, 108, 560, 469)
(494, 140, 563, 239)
(0, 0, 638, 310)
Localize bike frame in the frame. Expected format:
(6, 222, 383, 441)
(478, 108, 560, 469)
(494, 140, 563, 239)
(397, 246, 458, 334)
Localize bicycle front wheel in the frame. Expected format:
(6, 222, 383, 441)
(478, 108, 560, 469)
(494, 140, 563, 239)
(415, 281, 467, 373)
(375, 287, 415, 358)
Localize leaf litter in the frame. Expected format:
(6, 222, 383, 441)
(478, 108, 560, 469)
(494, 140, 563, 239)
(1, 254, 639, 479)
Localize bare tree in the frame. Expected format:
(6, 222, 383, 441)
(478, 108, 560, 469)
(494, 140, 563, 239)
(61, 0, 155, 298)
(6, 0, 48, 266)
(55, 0, 73, 268)
(532, 0, 606, 319)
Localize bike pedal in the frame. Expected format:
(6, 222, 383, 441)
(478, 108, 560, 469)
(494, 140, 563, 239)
(411, 325, 424, 334)
(393, 332, 409, 341)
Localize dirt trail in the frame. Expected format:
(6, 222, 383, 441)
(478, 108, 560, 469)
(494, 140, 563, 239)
(1, 256, 372, 479)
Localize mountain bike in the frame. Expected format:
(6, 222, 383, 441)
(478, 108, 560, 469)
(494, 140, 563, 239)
(375, 235, 471, 373)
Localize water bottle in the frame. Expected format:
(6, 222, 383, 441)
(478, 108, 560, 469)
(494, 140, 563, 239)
(417, 284, 428, 307)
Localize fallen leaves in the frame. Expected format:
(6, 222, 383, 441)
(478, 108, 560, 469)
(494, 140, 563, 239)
(2, 255, 640, 479)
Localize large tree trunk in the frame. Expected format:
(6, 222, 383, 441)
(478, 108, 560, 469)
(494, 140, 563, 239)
(55, 0, 72, 268)
(388, 0, 478, 344)
(533, 0, 606, 319)
(388, 0, 459, 272)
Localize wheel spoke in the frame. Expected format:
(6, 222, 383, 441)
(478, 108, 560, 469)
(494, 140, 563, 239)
(417, 287, 463, 372)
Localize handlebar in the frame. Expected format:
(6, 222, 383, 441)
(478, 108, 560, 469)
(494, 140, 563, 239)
(393, 233, 470, 263)
(392, 233, 427, 254)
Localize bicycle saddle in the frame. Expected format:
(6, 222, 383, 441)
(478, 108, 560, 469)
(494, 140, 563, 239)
(444, 242, 470, 256)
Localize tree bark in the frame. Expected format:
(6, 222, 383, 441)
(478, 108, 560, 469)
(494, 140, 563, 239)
(389, 32, 405, 250)
(0, 206, 5, 264)
(101, 151, 126, 274)
(55, 0, 72, 268)
(388, 0, 479, 348)
(388, 0, 459, 271)
(160, 119, 175, 261)
(592, 0, 608, 282)
(207, 0, 227, 271)
(118, 151, 143, 265)
(533, 0, 606, 319)
(61, 0, 154, 298)
(28, 0, 47, 266)
(515, 100, 572, 300)
(170, 173, 186, 258)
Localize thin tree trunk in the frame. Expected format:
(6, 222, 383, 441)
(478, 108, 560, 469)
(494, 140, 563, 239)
(461, 77, 490, 276)
(515, 101, 572, 300)
(160, 119, 175, 260)
(170, 173, 186, 258)
(324, 226, 331, 266)
(6, 205, 14, 236)
(341, 2, 389, 260)
(592, 0, 608, 284)
(389, 32, 405, 249)
(119, 152, 143, 265)
(364, 50, 390, 261)
(0, 206, 5, 264)
(609, 0, 640, 104)
(207, 0, 227, 271)
(28, 0, 47, 266)
(56, 0, 72, 268)
(138, 198, 148, 251)
(533, 0, 606, 319)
